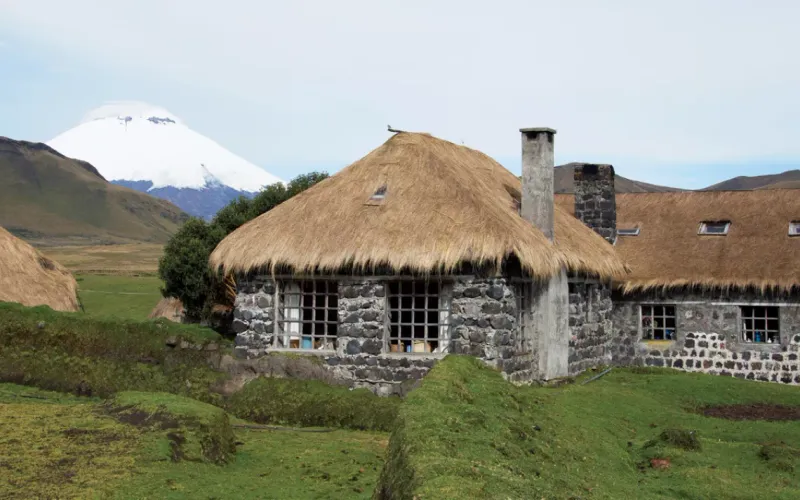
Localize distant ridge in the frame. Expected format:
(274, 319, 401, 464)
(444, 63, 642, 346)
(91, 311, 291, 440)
(703, 169, 800, 191)
(553, 163, 683, 193)
(0, 136, 188, 246)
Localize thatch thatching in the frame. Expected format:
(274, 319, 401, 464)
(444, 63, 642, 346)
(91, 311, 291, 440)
(0, 226, 80, 311)
(210, 132, 625, 280)
(148, 297, 185, 323)
(556, 190, 800, 292)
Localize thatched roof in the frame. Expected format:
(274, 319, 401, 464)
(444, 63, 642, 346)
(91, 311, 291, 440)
(0, 226, 80, 311)
(211, 132, 625, 280)
(148, 297, 185, 323)
(556, 190, 800, 292)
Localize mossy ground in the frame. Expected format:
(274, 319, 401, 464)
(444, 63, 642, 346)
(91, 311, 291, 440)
(0, 384, 388, 499)
(377, 357, 800, 500)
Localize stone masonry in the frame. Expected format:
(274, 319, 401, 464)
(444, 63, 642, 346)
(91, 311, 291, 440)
(229, 275, 532, 395)
(611, 289, 800, 384)
(568, 281, 614, 375)
(574, 164, 616, 244)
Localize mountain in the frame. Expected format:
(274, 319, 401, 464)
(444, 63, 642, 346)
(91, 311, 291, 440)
(47, 102, 282, 219)
(703, 169, 800, 191)
(0, 136, 188, 246)
(553, 163, 683, 193)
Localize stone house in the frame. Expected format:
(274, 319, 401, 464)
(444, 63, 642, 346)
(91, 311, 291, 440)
(557, 187, 800, 384)
(210, 128, 626, 394)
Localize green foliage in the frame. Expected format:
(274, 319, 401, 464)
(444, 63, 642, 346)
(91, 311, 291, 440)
(226, 376, 399, 431)
(158, 172, 328, 324)
(0, 302, 226, 401)
(108, 391, 237, 464)
(375, 357, 800, 500)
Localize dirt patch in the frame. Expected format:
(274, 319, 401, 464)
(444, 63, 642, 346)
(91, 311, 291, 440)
(701, 404, 800, 421)
(106, 405, 180, 430)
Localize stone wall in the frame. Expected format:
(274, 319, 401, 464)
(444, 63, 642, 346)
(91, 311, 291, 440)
(568, 281, 613, 375)
(573, 164, 616, 244)
(448, 278, 523, 380)
(611, 288, 800, 384)
(642, 332, 800, 385)
(230, 275, 528, 394)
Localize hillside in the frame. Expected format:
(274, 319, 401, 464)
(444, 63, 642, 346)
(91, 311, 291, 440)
(704, 169, 800, 190)
(0, 136, 188, 245)
(554, 163, 683, 193)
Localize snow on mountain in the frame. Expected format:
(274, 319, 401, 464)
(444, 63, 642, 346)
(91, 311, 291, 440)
(47, 101, 282, 218)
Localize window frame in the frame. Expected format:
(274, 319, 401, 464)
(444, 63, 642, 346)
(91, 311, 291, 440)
(274, 279, 339, 351)
(385, 280, 452, 355)
(789, 221, 800, 237)
(698, 221, 731, 235)
(640, 304, 677, 341)
(740, 305, 780, 344)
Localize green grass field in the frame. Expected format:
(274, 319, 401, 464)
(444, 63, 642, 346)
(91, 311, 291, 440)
(0, 384, 387, 500)
(75, 274, 163, 320)
(379, 357, 800, 499)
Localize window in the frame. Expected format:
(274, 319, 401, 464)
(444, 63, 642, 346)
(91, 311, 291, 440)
(618, 227, 640, 236)
(277, 280, 338, 350)
(641, 305, 676, 340)
(698, 221, 730, 235)
(789, 222, 800, 237)
(387, 281, 451, 354)
(741, 306, 779, 343)
(371, 185, 387, 201)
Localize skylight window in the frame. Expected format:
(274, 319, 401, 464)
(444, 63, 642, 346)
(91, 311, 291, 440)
(371, 185, 387, 201)
(618, 227, 640, 236)
(698, 221, 730, 235)
(790, 222, 800, 237)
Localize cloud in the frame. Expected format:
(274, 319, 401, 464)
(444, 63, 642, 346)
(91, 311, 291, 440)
(1, 0, 800, 174)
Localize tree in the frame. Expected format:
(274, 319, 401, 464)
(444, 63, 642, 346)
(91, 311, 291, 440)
(157, 172, 329, 326)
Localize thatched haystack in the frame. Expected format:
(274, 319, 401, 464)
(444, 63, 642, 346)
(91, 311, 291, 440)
(0, 226, 80, 311)
(148, 297, 185, 323)
(210, 132, 625, 279)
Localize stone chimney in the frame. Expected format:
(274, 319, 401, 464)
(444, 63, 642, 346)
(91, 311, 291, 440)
(519, 127, 569, 381)
(573, 164, 616, 244)
(520, 128, 556, 240)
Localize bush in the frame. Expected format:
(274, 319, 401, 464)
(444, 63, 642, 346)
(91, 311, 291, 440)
(226, 376, 400, 431)
(158, 172, 328, 325)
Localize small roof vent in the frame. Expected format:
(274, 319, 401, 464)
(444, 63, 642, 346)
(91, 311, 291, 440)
(618, 227, 640, 236)
(365, 185, 387, 206)
(698, 221, 730, 235)
(790, 221, 800, 237)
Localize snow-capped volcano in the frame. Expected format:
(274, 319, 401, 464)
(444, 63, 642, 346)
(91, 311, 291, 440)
(47, 101, 282, 218)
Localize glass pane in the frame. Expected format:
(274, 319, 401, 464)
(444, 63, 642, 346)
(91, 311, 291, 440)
(665, 306, 676, 316)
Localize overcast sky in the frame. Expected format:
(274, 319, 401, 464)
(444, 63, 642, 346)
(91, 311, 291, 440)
(1, 0, 799, 188)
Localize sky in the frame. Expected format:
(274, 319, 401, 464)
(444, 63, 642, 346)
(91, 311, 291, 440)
(1, 0, 799, 189)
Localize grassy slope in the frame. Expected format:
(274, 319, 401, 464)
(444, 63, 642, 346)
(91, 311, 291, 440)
(0, 384, 387, 500)
(76, 274, 163, 320)
(41, 243, 163, 276)
(378, 357, 800, 499)
(0, 137, 187, 245)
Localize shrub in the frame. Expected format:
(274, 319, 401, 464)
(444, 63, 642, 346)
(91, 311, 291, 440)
(158, 172, 328, 325)
(226, 377, 400, 431)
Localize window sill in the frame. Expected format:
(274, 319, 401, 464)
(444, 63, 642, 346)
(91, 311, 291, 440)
(264, 348, 336, 356)
(641, 340, 676, 346)
(380, 352, 448, 359)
